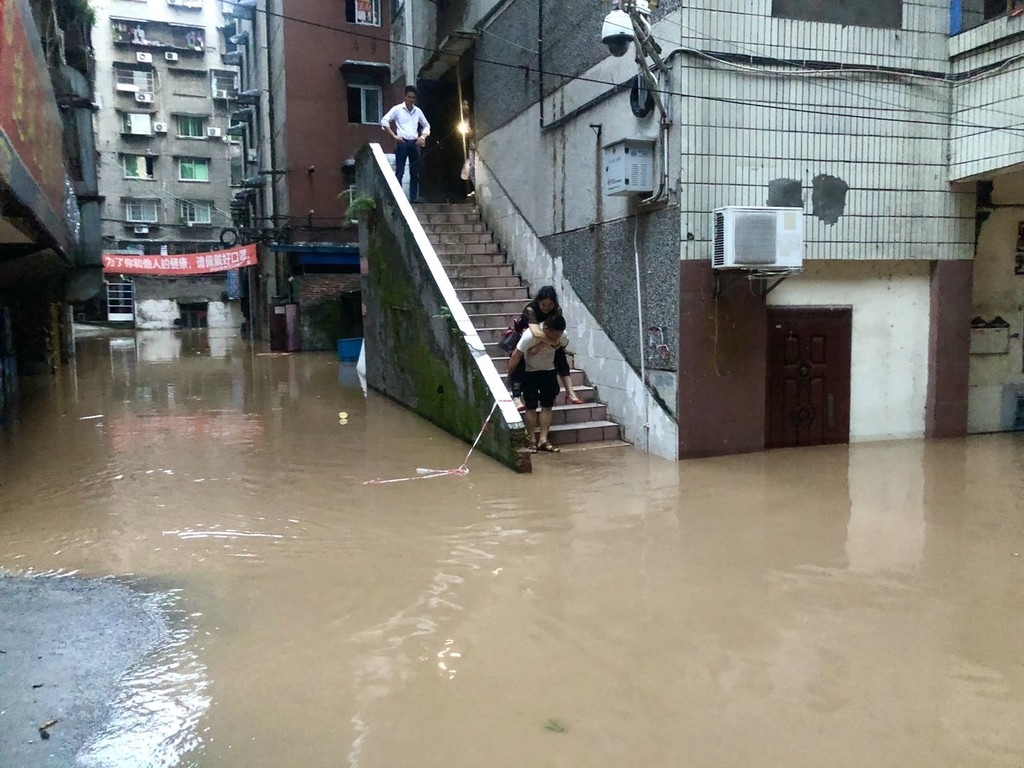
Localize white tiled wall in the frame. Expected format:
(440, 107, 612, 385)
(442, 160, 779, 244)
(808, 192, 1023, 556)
(677, 1, 975, 261)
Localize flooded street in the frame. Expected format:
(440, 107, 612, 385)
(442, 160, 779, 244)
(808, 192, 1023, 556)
(1, 330, 1023, 767)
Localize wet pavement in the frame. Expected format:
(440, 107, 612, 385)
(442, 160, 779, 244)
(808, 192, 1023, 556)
(1, 328, 1023, 767)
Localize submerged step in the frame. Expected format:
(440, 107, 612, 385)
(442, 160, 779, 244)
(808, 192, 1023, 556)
(545, 420, 621, 445)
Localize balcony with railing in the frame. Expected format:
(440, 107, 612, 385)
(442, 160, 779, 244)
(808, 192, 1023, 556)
(111, 19, 207, 55)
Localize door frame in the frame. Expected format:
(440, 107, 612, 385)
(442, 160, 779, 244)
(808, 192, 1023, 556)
(765, 305, 852, 449)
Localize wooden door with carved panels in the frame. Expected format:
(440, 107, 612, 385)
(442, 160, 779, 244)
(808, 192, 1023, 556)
(766, 308, 852, 449)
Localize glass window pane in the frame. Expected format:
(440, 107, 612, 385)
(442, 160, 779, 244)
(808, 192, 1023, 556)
(364, 88, 381, 123)
(347, 87, 363, 124)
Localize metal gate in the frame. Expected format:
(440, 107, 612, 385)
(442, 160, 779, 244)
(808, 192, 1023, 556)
(106, 280, 134, 322)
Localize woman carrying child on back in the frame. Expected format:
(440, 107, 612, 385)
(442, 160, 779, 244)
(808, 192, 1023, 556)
(506, 285, 580, 412)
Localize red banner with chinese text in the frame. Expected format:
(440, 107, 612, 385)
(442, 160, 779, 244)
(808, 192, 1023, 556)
(102, 244, 258, 275)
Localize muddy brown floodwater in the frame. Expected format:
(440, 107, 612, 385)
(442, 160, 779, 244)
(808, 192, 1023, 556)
(1, 328, 1023, 767)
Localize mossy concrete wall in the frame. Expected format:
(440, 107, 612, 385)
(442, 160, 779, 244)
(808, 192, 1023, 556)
(356, 146, 529, 472)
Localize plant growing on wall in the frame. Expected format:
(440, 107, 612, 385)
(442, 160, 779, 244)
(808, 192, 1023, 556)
(339, 191, 376, 223)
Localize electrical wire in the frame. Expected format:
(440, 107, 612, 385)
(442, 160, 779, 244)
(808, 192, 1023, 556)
(241, 3, 1024, 139)
(666, 20, 1024, 130)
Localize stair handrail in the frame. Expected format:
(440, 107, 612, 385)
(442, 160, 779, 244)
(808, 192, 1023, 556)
(368, 143, 525, 432)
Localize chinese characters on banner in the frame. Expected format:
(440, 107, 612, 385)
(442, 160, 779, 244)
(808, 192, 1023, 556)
(101, 244, 258, 275)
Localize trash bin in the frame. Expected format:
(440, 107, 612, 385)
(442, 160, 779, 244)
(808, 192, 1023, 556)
(337, 338, 363, 362)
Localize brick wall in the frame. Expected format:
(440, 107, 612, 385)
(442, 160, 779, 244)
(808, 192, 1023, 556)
(296, 274, 362, 351)
(297, 274, 361, 309)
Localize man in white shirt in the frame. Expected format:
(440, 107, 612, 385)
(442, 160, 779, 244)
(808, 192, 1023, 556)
(506, 315, 568, 453)
(380, 86, 431, 203)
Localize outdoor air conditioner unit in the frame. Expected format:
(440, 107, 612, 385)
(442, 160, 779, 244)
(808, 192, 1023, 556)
(165, 52, 179, 62)
(153, 122, 168, 133)
(214, 89, 231, 99)
(135, 92, 154, 103)
(712, 206, 804, 270)
(206, 127, 222, 138)
(136, 52, 153, 64)
(133, 225, 150, 234)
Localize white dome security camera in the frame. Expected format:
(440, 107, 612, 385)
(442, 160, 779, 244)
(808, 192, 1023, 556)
(601, 9, 633, 57)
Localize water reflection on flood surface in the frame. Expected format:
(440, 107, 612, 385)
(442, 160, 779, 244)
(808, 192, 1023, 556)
(1, 329, 1023, 767)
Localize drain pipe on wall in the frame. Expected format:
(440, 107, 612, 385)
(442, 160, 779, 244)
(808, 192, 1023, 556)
(538, 0, 544, 129)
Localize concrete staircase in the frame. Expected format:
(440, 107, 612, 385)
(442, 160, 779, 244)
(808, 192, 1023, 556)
(415, 203, 623, 450)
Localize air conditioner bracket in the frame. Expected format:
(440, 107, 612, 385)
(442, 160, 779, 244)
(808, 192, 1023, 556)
(714, 268, 802, 299)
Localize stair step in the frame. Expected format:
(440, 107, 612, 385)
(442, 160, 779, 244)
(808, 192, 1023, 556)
(444, 264, 515, 279)
(462, 299, 528, 316)
(429, 232, 493, 245)
(434, 242, 502, 256)
(539, 402, 609, 425)
(424, 222, 489, 234)
(449, 275, 522, 289)
(546, 439, 632, 454)
(413, 203, 477, 214)
(420, 212, 481, 225)
(544, 420, 621, 445)
(454, 286, 529, 302)
(475, 326, 512, 343)
(500, 369, 586, 387)
(437, 253, 506, 266)
(485, 343, 574, 363)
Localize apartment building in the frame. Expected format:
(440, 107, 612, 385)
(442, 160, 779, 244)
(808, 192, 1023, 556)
(92, 0, 240, 329)
(224, 0, 395, 350)
(394, 0, 1024, 459)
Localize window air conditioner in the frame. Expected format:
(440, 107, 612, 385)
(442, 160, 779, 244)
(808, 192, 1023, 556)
(133, 225, 150, 234)
(165, 52, 179, 62)
(712, 206, 804, 270)
(136, 52, 153, 64)
(153, 122, 168, 133)
(135, 92, 154, 103)
(206, 127, 222, 138)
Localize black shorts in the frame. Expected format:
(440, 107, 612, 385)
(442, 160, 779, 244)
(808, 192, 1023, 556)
(522, 369, 560, 409)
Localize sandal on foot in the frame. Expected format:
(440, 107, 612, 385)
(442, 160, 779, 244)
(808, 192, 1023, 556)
(536, 440, 560, 453)
(566, 395, 583, 405)
(529, 443, 539, 453)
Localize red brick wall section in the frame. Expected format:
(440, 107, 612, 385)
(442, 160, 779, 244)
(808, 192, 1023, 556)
(298, 274, 361, 309)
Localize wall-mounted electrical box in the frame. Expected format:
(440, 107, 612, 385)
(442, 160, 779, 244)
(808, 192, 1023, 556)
(603, 137, 654, 196)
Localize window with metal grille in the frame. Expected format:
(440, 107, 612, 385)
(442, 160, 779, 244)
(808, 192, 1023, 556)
(771, 0, 901, 28)
(346, 0, 380, 26)
(178, 200, 213, 225)
(211, 70, 238, 98)
(124, 199, 160, 223)
(114, 66, 154, 92)
(178, 157, 210, 182)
